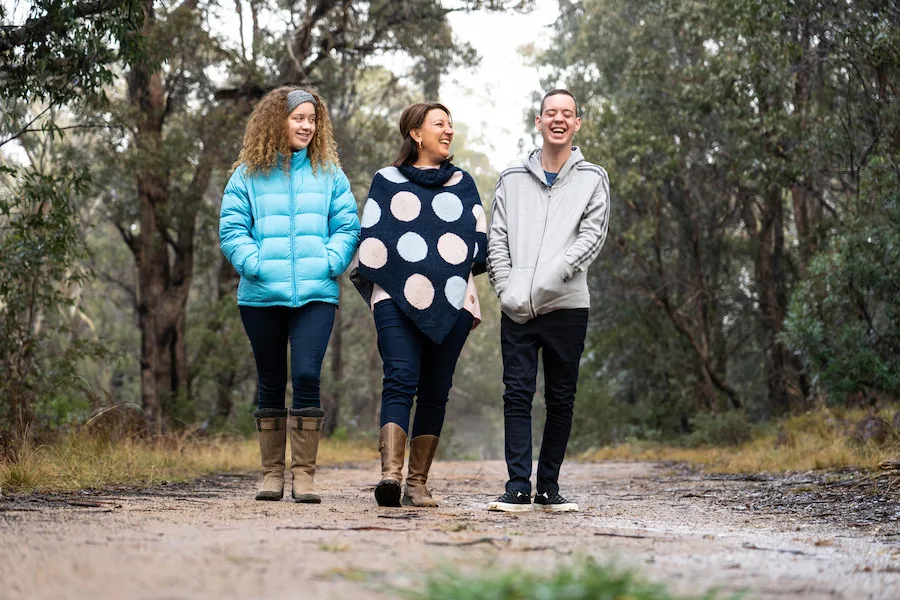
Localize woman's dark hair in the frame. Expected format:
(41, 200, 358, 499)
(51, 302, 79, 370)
(392, 102, 453, 166)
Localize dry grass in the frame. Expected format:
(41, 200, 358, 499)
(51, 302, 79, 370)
(0, 435, 377, 494)
(580, 407, 900, 474)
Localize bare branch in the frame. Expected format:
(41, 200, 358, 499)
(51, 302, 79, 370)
(96, 270, 139, 309)
(112, 220, 139, 256)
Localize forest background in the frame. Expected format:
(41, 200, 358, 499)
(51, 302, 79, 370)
(1, 0, 898, 462)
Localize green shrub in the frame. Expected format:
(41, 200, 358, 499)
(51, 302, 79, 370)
(782, 178, 900, 403)
(686, 411, 754, 447)
(408, 558, 728, 600)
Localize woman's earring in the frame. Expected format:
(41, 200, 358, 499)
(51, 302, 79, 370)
(417, 140, 422, 149)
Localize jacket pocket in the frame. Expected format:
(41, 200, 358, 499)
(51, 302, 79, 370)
(531, 255, 568, 313)
(242, 251, 262, 281)
(322, 240, 339, 279)
(499, 266, 533, 321)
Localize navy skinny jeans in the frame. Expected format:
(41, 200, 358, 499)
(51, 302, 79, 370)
(374, 300, 473, 438)
(239, 302, 336, 411)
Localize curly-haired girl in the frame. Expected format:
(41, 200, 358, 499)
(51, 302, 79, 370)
(219, 87, 360, 504)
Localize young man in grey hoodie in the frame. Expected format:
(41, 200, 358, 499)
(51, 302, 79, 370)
(486, 89, 610, 512)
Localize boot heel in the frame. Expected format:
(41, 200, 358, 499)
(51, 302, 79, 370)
(375, 479, 402, 507)
(376, 423, 407, 507)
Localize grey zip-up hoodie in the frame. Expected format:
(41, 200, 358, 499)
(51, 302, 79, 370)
(487, 147, 610, 324)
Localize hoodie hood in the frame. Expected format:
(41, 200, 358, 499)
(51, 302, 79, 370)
(525, 146, 585, 186)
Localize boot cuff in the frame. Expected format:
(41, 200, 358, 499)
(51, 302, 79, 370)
(291, 407, 325, 418)
(254, 408, 288, 419)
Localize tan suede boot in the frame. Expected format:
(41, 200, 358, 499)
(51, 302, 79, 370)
(289, 407, 325, 504)
(374, 422, 406, 507)
(402, 435, 439, 507)
(254, 408, 287, 501)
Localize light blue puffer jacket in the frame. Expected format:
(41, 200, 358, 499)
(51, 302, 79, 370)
(219, 148, 361, 307)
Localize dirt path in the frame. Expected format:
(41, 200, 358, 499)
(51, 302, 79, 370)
(1, 460, 898, 599)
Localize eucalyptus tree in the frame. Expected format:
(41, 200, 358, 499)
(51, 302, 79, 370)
(0, 0, 143, 436)
(538, 0, 900, 437)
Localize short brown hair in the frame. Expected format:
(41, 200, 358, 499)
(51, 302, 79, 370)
(392, 102, 453, 166)
(540, 89, 578, 116)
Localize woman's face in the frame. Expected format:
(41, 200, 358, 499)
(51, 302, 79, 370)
(412, 108, 453, 165)
(286, 102, 316, 151)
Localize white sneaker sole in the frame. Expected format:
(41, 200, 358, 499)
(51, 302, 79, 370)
(534, 502, 579, 512)
(487, 501, 534, 513)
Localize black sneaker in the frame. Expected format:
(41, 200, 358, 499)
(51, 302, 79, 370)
(533, 491, 579, 512)
(487, 490, 533, 512)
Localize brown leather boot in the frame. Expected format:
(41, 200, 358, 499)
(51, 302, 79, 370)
(402, 435, 439, 507)
(254, 408, 287, 501)
(375, 422, 406, 506)
(289, 407, 325, 504)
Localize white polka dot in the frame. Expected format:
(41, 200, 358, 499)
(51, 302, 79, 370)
(432, 192, 463, 222)
(437, 233, 469, 265)
(473, 204, 487, 233)
(473, 241, 479, 259)
(404, 274, 435, 310)
(444, 276, 467, 309)
(391, 191, 421, 222)
(378, 166, 409, 184)
(359, 238, 388, 269)
(443, 171, 464, 187)
(361, 199, 381, 228)
(396, 232, 428, 262)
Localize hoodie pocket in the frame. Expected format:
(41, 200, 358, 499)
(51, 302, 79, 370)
(531, 255, 568, 313)
(499, 266, 532, 320)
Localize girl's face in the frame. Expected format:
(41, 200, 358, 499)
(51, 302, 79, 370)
(286, 102, 316, 151)
(412, 108, 453, 165)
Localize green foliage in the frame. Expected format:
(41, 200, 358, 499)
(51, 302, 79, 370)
(408, 559, 724, 600)
(0, 165, 105, 436)
(783, 175, 900, 402)
(0, 0, 144, 105)
(538, 0, 900, 444)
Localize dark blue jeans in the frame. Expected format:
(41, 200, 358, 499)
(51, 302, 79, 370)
(239, 302, 336, 411)
(500, 309, 589, 495)
(374, 300, 473, 437)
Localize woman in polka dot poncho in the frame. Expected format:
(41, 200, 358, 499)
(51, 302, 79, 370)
(351, 102, 488, 507)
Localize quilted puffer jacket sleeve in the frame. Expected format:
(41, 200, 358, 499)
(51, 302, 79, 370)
(219, 167, 261, 280)
(324, 168, 361, 277)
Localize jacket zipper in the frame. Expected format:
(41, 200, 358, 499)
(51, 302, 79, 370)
(289, 164, 298, 306)
(528, 182, 552, 319)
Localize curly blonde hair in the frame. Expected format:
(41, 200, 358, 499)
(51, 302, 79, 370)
(233, 86, 340, 175)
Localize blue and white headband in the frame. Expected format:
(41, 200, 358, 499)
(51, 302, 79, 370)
(287, 90, 317, 113)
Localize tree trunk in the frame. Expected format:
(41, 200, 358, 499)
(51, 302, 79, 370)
(126, 0, 207, 433)
(750, 187, 794, 415)
(129, 15, 178, 432)
(214, 257, 240, 422)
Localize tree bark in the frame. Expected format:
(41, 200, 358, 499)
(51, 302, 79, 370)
(744, 186, 796, 415)
(214, 257, 240, 422)
(124, 0, 210, 433)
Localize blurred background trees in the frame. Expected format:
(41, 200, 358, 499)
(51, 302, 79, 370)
(542, 0, 900, 446)
(1, 0, 897, 452)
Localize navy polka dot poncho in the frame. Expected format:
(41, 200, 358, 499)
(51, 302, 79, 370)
(352, 162, 487, 343)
